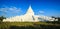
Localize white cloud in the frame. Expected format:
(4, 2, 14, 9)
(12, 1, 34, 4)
(0, 6, 21, 14)
(9, 7, 21, 14)
(39, 10, 44, 14)
(9, 7, 17, 11)
(0, 8, 8, 12)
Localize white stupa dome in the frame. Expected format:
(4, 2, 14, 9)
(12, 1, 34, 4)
(3, 5, 58, 22)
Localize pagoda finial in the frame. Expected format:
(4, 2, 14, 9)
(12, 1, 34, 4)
(26, 5, 34, 15)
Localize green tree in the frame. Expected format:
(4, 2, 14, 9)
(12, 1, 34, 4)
(57, 17, 60, 24)
(0, 16, 6, 22)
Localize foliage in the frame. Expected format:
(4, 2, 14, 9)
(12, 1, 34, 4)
(0, 16, 6, 22)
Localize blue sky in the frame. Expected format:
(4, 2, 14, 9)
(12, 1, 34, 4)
(0, 0, 60, 17)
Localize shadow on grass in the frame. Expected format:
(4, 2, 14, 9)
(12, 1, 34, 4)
(40, 25, 60, 29)
(9, 25, 60, 29)
(9, 26, 39, 29)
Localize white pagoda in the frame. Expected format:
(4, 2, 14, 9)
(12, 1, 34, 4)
(3, 5, 58, 22)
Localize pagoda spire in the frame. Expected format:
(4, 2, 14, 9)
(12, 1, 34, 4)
(26, 5, 34, 15)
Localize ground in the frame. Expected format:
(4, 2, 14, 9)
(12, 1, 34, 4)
(0, 22, 60, 29)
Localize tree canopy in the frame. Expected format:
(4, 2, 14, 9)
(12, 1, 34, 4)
(0, 16, 6, 22)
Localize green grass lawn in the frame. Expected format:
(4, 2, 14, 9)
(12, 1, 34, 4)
(0, 22, 48, 26)
(0, 22, 60, 29)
